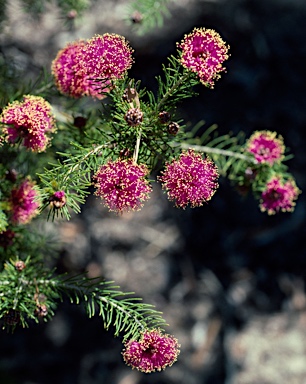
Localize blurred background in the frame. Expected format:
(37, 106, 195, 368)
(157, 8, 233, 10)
(1, 0, 306, 383)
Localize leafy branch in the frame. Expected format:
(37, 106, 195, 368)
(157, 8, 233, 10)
(0, 259, 167, 340)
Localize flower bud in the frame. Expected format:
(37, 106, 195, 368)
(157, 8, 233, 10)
(35, 304, 48, 318)
(158, 111, 171, 124)
(167, 122, 180, 135)
(15, 260, 26, 271)
(49, 191, 66, 209)
(124, 108, 143, 127)
(73, 116, 87, 129)
(4, 310, 20, 326)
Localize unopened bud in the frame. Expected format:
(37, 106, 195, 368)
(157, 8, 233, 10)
(167, 122, 180, 135)
(35, 304, 48, 318)
(124, 108, 143, 127)
(49, 191, 66, 209)
(15, 260, 26, 271)
(119, 148, 132, 158)
(158, 111, 171, 124)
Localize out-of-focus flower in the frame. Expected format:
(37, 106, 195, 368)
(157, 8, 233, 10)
(51, 39, 88, 98)
(177, 27, 229, 88)
(94, 159, 152, 213)
(122, 329, 180, 373)
(245, 130, 285, 165)
(1, 95, 56, 152)
(158, 149, 219, 208)
(9, 178, 40, 225)
(260, 175, 300, 215)
(52, 34, 133, 99)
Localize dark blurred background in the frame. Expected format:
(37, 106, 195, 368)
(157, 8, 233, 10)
(1, 0, 306, 383)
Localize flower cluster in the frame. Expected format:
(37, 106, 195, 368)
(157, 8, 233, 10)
(1, 95, 56, 152)
(177, 27, 229, 88)
(260, 176, 300, 215)
(52, 33, 133, 99)
(245, 130, 285, 165)
(93, 159, 152, 213)
(122, 329, 180, 373)
(158, 149, 219, 208)
(9, 178, 40, 225)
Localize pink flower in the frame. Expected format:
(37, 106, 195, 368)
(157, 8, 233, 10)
(1, 95, 56, 152)
(51, 39, 88, 98)
(260, 176, 300, 215)
(9, 178, 40, 224)
(83, 34, 133, 97)
(122, 329, 180, 373)
(158, 149, 219, 208)
(177, 27, 229, 88)
(246, 130, 285, 165)
(93, 159, 152, 213)
(52, 34, 133, 99)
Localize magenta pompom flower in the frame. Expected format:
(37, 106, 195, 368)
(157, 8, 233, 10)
(158, 149, 219, 208)
(260, 176, 300, 215)
(122, 329, 180, 373)
(94, 159, 152, 213)
(83, 34, 133, 96)
(245, 130, 285, 165)
(51, 39, 88, 98)
(52, 34, 133, 99)
(1, 95, 56, 152)
(9, 178, 40, 225)
(177, 27, 229, 88)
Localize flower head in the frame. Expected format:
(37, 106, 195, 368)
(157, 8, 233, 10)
(94, 159, 152, 213)
(52, 34, 133, 99)
(51, 39, 88, 98)
(246, 130, 285, 165)
(158, 149, 219, 208)
(177, 27, 229, 88)
(1, 95, 56, 152)
(9, 178, 40, 225)
(260, 176, 300, 215)
(83, 34, 133, 90)
(122, 329, 180, 373)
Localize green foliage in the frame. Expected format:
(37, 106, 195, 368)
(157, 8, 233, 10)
(56, 274, 167, 342)
(124, 0, 172, 35)
(0, 258, 166, 340)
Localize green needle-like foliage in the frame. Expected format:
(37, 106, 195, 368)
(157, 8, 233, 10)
(0, 259, 167, 341)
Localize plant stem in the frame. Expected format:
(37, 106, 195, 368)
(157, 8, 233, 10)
(175, 142, 258, 163)
(156, 71, 190, 111)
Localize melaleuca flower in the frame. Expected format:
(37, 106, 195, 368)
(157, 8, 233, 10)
(51, 39, 88, 98)
(260, 176, 300, 215)
(52, 34, 133, 99)
(177, 27, 229, 88)
(93, 159, 152, 213)
(122, 329, 180, 373)
(1, 95, 56, 152)
(245, 130, 285, 165)
(158, 149, 219, 208)
(9, 178, 40, 225)
(83, 33, 133, 96)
